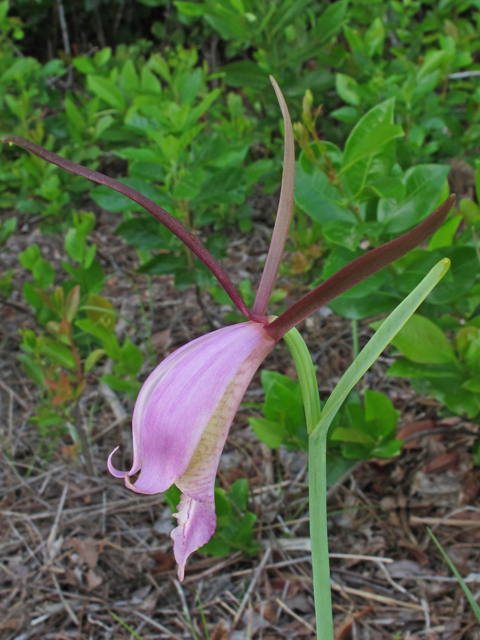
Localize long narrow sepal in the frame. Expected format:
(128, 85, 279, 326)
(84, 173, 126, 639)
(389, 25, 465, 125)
(265, 195, 455, 341)
(252, 77, 295, 316)
(1, 134, 257, 321)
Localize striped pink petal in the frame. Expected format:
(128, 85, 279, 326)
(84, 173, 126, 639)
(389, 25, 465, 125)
(108, 321, 274, 578)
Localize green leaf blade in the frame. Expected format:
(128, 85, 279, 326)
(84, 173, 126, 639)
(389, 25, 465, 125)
(311, 258, 450, 440)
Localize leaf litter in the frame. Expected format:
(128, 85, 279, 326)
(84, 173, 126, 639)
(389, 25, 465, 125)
(1, 207, 480, 639)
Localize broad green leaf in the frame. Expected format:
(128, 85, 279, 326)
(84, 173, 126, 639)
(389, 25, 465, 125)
(137, 253, 185, 275)
(100, 374, 141, 398)
(379, 165, 450, 234)
(248, 418, 287, 449)
(121, 59, 140, 94)
(335, 73, 361, 106)
(148, 54, 171, 83)
(222, 61, 270, 88)
(0, 0, 9, 21)
(326, 455, 356, 487)
(330, 427, 374, 444)
(314, 0, 348, 42)
(364, 389, 398, 438)
(76, 318, 120, 360)
(341, 443, 372, 459)
(175, 1, 208, 16)
(199, 537, 231, 556)
(205, 9, 248, 40)
(262, 371, 304, 432)
(116, 217, 167, 251)
(330, 106, 361, 123)
(18, 354, 45, 387)
(341, 99, 404, 176)
(459, 199, 480, 225)
(65, 94, 86, 132)
(19, 244, 41, 270)
(322, 221, 363, 251)
(387, 359, 459, 379)
(185, 89, 221, 128)
(373, 439, 402, 458)
(365, 16, 385, 57)
(327, 291, 399, 320)
(193, 167, 245, 206)
(84, 348, 107, 373)
(140, 67, 161, 94)
(87, 75, 126, 111)
(86, 295, 116, 333)
(344, 136, 399, 198)
(442, 389, 480, 419)
(360, 177, 406, 202)
(40, 340, 77, 370)
(65, 286, 80, 323)
(428, 215, 462, 251)
(417, 51, 448, 80)
(94, 47, 112, 66)
(389, 314, 456, 364)
(115, 337, 143, 377)
(428, 246, 478, 306)
(463, 378, 480, 393)
(270, 0, 313, 37)
(229, 478, 249, 512)
(295, 163, 351, 223)
(311, 259, 450, 439)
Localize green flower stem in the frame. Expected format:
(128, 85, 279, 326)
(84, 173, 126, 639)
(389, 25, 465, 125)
(282, 259, 451, 639)
(283, 328, 333, 640)
(309, 429, 333, 640)
(283, 328, 321, 435)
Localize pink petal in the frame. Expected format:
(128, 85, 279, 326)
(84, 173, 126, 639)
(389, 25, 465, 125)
(108, 322, 273, 495)
(108, 321, 274, 579)
(171, 494, 215, 581)
(170, 336, 273, 577)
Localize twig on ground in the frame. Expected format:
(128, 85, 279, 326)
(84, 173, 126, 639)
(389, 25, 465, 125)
(46, 482, 68, 562)
(51, 571, 79, 626)
(275, 597, 316, 633)
(0, 378, 29, 410)
(331, 581, 424, 611)
(233, 546, 272, 628)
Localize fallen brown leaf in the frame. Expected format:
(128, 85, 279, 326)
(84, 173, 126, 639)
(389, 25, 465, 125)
(86, 568, 102, 590)
(71, 538, 99, 569)
(398, 420, 437, 448)
(424, 453, 460, 474)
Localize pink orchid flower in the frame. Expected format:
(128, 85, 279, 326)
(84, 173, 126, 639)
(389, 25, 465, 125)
(2, 79, 454, 580)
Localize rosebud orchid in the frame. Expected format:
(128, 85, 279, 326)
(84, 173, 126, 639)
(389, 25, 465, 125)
(2, 79, 455, 580)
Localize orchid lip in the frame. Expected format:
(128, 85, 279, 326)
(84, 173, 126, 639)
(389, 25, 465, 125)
(107, 322, 275, 579)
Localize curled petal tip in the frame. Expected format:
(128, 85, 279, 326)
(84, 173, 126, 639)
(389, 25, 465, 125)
(107, 446, 127, 479)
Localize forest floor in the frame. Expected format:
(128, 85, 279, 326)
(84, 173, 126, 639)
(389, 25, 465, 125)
(1, 194, 480, 640)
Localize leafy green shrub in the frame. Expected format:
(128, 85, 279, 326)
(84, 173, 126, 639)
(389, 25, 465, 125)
(329, 0, 480, 163)
(379, 313, 480, 419)
(18, 212, 145, 451)
(248, 370, 403, 461)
